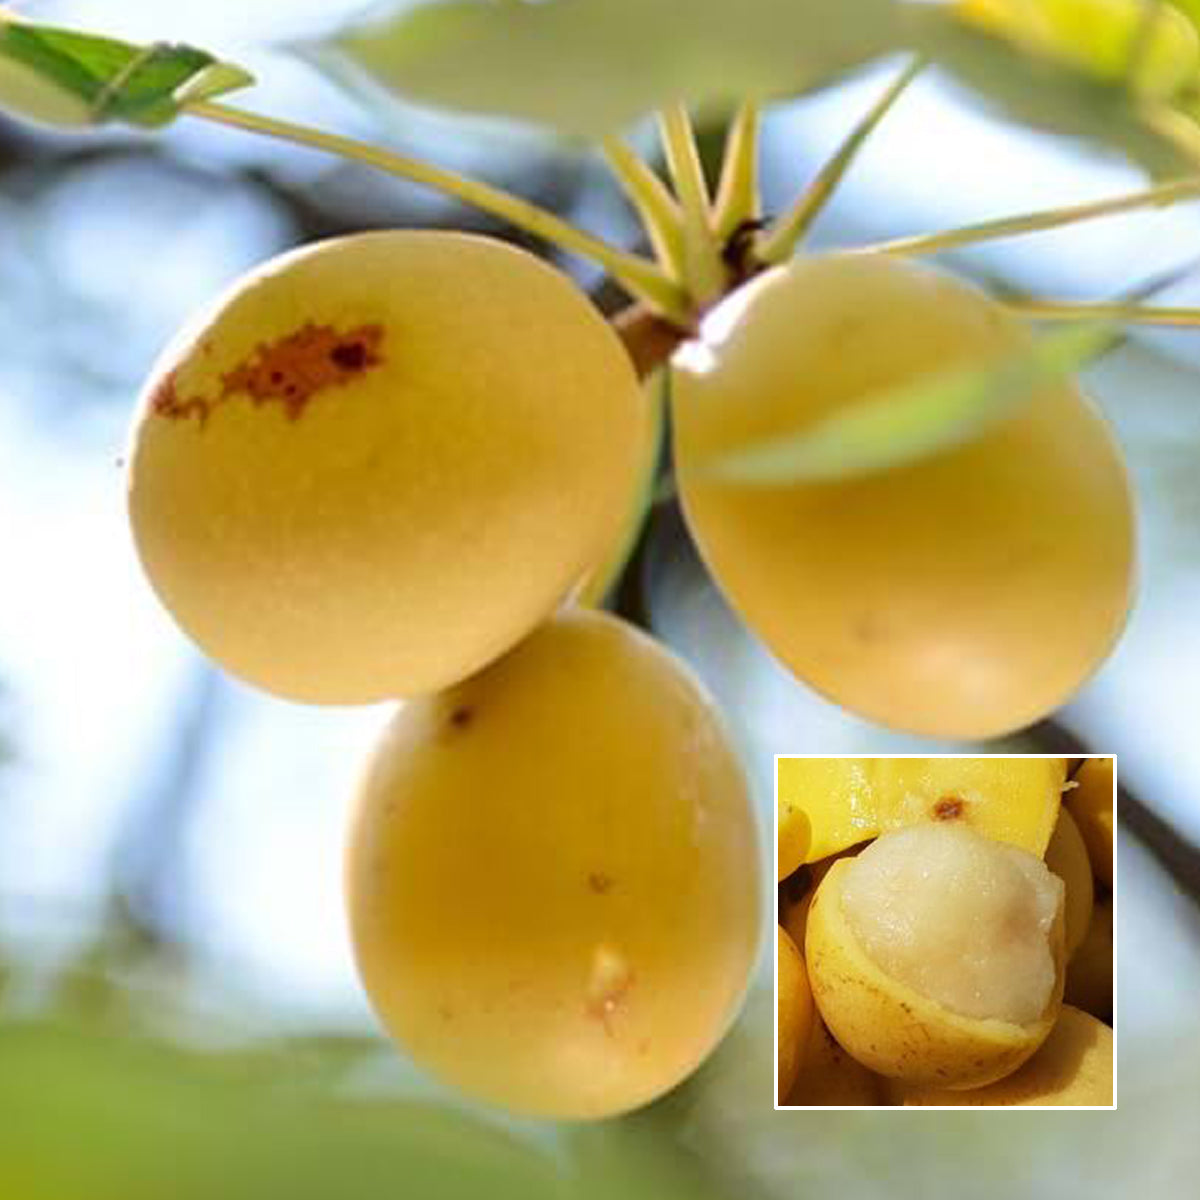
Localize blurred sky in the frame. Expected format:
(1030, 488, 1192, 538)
(2, 0, 1200, 1039)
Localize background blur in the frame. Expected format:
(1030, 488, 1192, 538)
(2, 1, 1200, 1197)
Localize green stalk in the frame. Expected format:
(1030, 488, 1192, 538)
(1008, 299, 1200, 327)
(755, 56, 924, 265)
(862, 175, 1200, 258)
(601, 135, 687, 285)
(712, 99, 762, 242)
(657, 103, 728, 305)
(187, 100, 689, 320)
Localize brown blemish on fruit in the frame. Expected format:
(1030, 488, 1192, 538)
(153, 322, 385, 426)
(588, 872, 613, 895)
(151, 371, 211, 424)
(933, 796, 965, 821)
(447, 705, 474, 731)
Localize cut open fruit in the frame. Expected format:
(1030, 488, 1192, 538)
(807, 823, 1065, 1089)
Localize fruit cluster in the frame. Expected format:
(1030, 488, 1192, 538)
(777, 756, 1115, 1107)
(124, 229, 762, 1119)
(123, 210, 1128, 1122)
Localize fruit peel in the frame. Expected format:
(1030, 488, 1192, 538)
(806, 858, 1064, 1089)
(900, 1005, 1113, 1106)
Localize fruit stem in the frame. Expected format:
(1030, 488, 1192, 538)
(612, 302, 690, 379)
(1008, 299, 1200, 326)
(658, 103, 729, 306)
(713, 99, 762, 242)
(601, 136, 688, 284)
(756, 55, 925, 266)
(862, 175, 1200, 257)
(186, 100, 690, 321)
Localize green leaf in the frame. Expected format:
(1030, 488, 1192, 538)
(917, 2, 1200, 175)
(0, 13, 253, 130)
(316, 0, 901, 138)
(704, 319, 1111, 486)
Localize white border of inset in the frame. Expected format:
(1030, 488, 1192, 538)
(772, 753, 1117, 1112)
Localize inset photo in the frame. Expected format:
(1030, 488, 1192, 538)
(775, 756, 1115, 1109)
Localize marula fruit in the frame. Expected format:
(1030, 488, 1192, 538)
(672, 252, 1134, 738)
(128, 230, 646, 703)
(346, 609, 761, 1120)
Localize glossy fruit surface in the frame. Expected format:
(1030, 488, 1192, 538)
(777, 755, 1066, 863)
(672, 252, 1134, 738)
(128, 230, 645, 703)
(346, 609, 760, 1119)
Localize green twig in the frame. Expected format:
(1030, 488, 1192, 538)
(863, 175, 1200, 258)
(713, 99, 762, 242)
(658, 103, 727, 305)
(601, 135, 687, 284)
(756, 56, 924, 265)
(187, 100, 689, 320)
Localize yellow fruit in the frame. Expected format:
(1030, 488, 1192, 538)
(672, 252, 1134, 738)
(346, 609, 760, 1119)
(128, 230, 645, 703)
(777, 794, 812, 881)
(777, 755, 1066, 863)
(780, 847, 862, 951)
(1065, 898, 1113, 1024)
(575, 371, 665, 607)
(776, 926, 813, 1102)
(784, 1016, 888, 1107)
(902, 1005, 1113, 1106)
(1045, 805, 1095, 958)
(807, 824, 1065, 1089)
(1067, 757, 1115, 888)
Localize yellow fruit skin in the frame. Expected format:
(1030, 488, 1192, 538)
(1067, 757, 1115, 888)
(1065, 899, 1113, 1024)
(780, 847, 862, 952)
(128, 231, 645, 704)
(346, 610, 761, 1120)
(776, 797, 812, 881)
(901, 1006, 1113, 1106)
(672, 253, 1134, 739)
(776, 926, 813, 1102)
(806, 860, 1064, 1089)
(778, 756, 1066, 863)
(784, 1015, 888, 1107)
(1045, 805, 1095, 959)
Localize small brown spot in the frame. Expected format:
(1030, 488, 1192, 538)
(933, 796, 964, 821)
(852, 613, 885, 644)
(448, 706, 474, 730)
(151, 370, 212, 425)
(438, 1003, 454, 1022)
(588, 872, 613, 895)
(331, 340, 370, 371)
